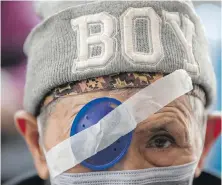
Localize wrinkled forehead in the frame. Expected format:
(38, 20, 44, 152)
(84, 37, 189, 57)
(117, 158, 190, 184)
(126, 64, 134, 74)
(44, 89, 192, 119)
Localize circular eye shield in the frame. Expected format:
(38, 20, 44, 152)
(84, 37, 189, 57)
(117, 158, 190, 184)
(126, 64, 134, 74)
(70, 97, 133, 171)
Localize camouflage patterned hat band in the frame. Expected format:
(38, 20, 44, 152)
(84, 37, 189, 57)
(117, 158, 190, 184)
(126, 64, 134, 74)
(41, 72, 206, 110)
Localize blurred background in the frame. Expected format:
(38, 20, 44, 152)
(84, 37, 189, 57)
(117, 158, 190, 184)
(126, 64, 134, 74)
(1, 1, 221, 184)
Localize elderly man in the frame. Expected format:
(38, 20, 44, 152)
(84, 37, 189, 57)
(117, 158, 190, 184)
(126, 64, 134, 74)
(14, 1, 216, 185)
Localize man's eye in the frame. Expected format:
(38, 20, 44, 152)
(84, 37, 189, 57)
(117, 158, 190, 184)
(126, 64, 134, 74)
(146, 135, 175, 149)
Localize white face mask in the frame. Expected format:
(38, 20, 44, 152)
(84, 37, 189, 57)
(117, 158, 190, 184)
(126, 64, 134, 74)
(51, 161, 197, 185)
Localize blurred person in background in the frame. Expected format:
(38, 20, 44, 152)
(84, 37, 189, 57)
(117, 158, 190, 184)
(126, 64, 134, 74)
(1, 1, 221, 185)
(1, 2, 39, 183)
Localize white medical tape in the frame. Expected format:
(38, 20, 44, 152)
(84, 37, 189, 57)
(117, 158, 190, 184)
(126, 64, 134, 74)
(45, 69, 193, 178)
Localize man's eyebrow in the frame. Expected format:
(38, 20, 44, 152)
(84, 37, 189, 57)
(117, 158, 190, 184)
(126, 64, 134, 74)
(135, 120, 189, 143)
(148, 127, 169, 133)
(135, 121, 172, 134)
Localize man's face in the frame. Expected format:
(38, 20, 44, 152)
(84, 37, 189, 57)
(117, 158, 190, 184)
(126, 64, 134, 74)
(39, 88, 203, 174)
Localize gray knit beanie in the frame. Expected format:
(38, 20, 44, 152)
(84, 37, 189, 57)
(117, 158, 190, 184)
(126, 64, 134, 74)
(24, 1, 216, 115)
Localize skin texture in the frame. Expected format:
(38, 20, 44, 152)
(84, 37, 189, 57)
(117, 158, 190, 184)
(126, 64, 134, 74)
(14, 88, 205, 180)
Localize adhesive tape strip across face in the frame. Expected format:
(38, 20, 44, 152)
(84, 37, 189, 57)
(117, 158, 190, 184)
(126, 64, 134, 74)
(45, 69, 193, 178)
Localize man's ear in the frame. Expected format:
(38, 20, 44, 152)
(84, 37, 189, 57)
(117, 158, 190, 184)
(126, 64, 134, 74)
(14, 110, 49, 180)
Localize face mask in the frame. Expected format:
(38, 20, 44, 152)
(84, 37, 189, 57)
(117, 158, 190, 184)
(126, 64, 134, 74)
(51, 161, 197, 185)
